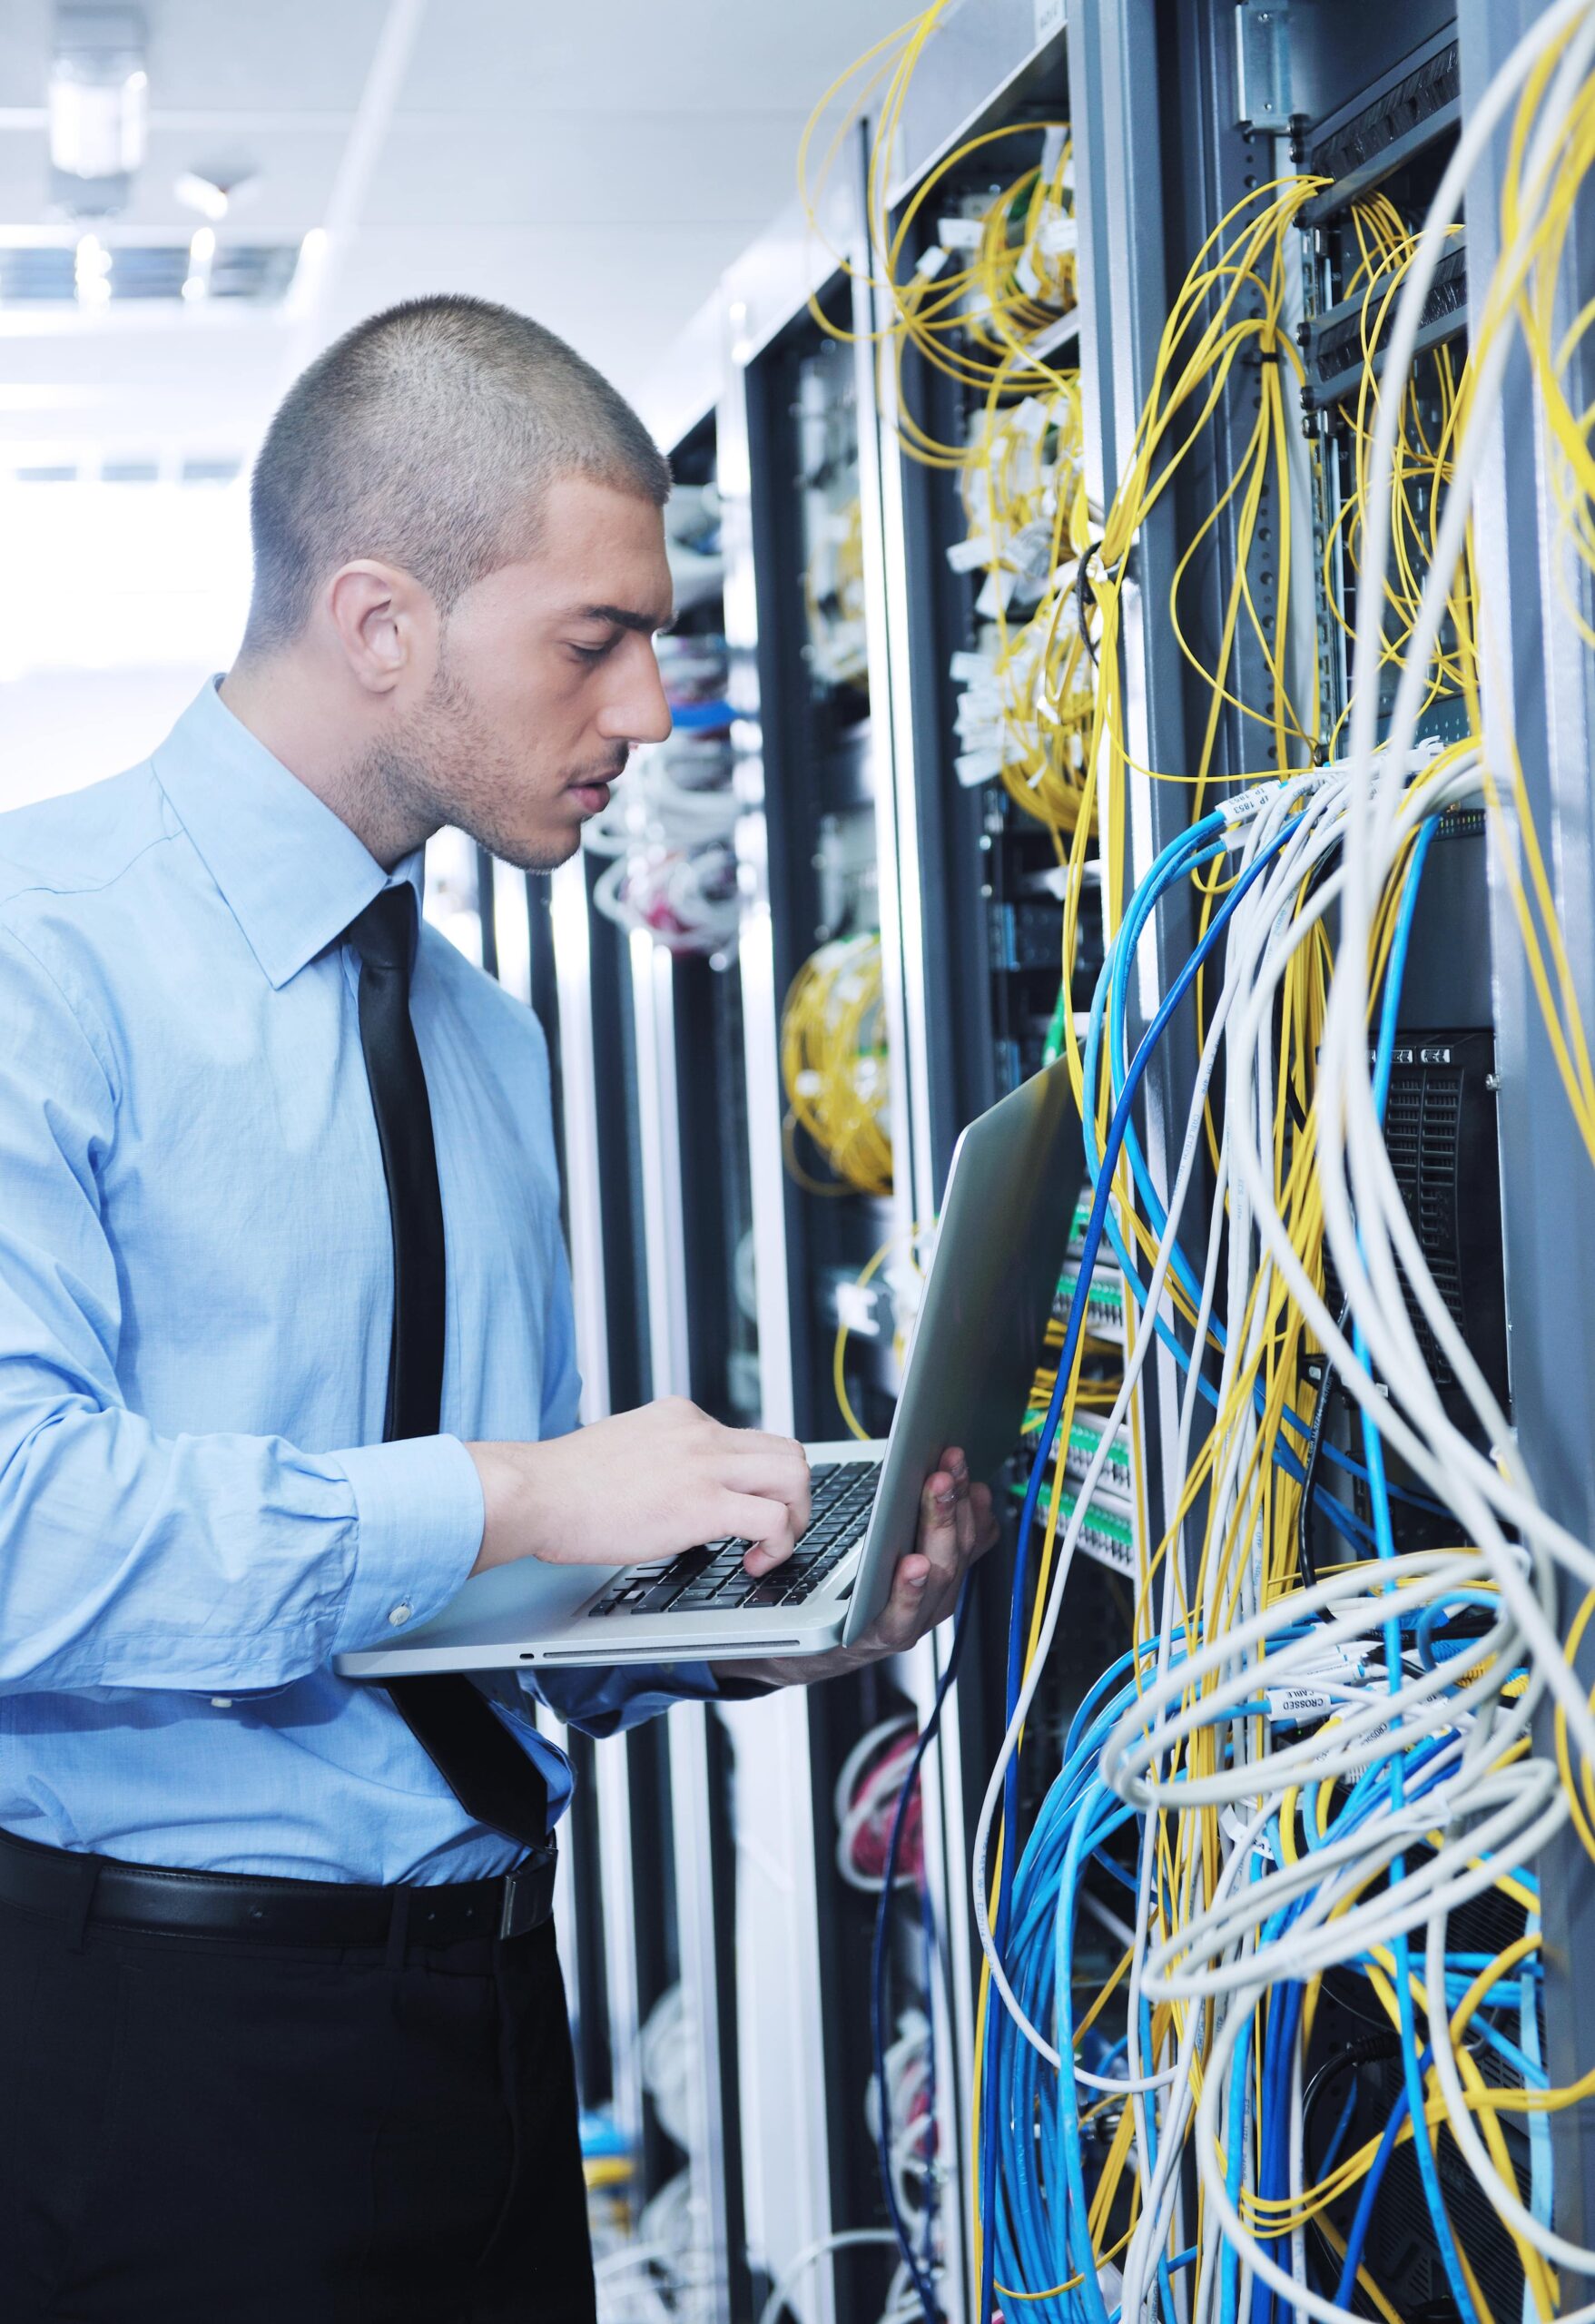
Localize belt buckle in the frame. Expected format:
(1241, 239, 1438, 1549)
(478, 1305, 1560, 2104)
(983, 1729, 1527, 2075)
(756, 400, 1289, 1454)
(497, 1869, 526, 1941)
(498, 1846, 555, 1941)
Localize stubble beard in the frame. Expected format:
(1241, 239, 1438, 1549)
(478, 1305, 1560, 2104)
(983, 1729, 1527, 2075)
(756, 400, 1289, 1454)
(353, 659, 594, 875)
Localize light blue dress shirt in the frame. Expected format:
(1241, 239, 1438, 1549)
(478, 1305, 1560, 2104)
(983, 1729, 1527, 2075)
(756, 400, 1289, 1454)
(0, 677, 721, 1885)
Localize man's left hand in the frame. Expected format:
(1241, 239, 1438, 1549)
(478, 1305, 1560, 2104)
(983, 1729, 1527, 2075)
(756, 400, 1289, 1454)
(715, 1445, 999, 1692)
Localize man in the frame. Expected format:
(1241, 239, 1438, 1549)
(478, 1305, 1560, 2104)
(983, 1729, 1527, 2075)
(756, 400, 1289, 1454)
(0, 295, 995, 2322)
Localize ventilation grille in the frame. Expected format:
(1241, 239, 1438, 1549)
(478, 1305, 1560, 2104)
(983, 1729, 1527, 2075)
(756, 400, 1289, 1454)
(1383, 1067, 1464, 1384)
(0, 244, 300, 305)
(1305, 38, 1461, 185)
(1318, 1029, 1508, 1431)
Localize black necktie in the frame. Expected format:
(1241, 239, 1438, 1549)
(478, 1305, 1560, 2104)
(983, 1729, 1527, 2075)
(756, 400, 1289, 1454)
(344, 883, 551, 1854)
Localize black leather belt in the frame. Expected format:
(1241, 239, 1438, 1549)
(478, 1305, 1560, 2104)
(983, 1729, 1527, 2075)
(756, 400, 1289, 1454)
(0, 1825, 556, 1948)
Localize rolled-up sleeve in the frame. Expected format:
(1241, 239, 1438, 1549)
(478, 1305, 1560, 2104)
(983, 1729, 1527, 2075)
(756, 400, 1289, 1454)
(0, 924, 480, 1693)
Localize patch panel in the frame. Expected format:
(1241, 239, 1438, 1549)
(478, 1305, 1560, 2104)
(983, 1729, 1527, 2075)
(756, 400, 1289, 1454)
(1053, 1258, 1125, 1345)
(1036, 1478, 1137, 1581)
(1060, 1410, 1135, 1506)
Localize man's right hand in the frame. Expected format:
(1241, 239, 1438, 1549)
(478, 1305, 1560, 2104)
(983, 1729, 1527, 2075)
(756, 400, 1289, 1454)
(466, 1399, 811, 1581)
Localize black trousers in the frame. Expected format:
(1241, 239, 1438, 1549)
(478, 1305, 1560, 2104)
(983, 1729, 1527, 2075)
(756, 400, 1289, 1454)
(0, 1885, 597, 2323)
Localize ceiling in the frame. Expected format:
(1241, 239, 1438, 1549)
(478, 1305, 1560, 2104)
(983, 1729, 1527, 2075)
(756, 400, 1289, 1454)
(0, 0, 907, 471)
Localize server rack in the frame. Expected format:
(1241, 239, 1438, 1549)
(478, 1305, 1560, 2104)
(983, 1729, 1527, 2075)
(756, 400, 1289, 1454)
(1063, 0, 1568, 2309)
(813, 25, 1145, 2311)
(461, 812, 752, 2309)
(590, 371, 767, 2324)
(617, 3, 1595, 2313)
(1459, 0, 1595, 2266)
(416, 848, 621, 2198)
(740, 290, 898, 1441)
(625, 403, 762, 1433)
(709, 157, 942, 2324)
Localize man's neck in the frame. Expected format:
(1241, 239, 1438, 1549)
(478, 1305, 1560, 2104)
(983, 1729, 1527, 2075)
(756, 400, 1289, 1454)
(218, 659, 434, 871)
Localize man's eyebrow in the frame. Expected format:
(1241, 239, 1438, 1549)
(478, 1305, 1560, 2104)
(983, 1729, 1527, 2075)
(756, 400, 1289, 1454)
(573, 602, 676, 635)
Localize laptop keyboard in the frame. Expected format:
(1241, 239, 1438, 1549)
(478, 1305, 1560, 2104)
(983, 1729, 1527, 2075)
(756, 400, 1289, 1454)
(587, 1461, 882, 1619)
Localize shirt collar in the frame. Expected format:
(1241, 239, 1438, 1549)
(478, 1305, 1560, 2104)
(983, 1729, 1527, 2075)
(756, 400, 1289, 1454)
(152, 678, 426, 990)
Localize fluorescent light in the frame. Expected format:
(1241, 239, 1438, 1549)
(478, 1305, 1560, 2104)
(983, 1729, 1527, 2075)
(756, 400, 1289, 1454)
(48, 7, 146, 183)
(182, 224, 215, 302)
(48, 0, 147, 179)
(174, 172, 230, 222)
(74, 232, 112, 307)
(49, 67, 145, 177)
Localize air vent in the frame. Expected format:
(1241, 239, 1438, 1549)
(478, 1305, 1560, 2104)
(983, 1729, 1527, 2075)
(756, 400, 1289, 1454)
(1323, 1027, 1509, 1434)
(0, 242, 300, 306)
(1383, 1068, 1464, 1383)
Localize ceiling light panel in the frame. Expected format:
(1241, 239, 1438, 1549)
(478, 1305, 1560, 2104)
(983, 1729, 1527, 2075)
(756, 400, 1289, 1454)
(48, 5, 148, 181)
(0, 239, 300, 306)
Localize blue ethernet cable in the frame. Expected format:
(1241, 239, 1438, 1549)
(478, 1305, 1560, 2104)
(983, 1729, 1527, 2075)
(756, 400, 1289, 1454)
(1333, 2048, 1433, 2307)
(980, 824, 1301, 2324)
(987, 1655, 1167, 2321)
(993, 1659, 1285, 2324)
(1050, 1778, 1140, 2324)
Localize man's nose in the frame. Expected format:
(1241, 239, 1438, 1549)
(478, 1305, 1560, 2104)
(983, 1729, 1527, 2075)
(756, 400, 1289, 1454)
(602, 640, 674, 747)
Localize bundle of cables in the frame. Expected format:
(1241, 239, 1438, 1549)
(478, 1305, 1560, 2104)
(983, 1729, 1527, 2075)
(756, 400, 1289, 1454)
(1319, 201, 1476, 745)
(962, 15, 1595, 2319)
(586, 633, 741, 958)
(865, 2010, 939, 2289)
(804, 490, 871, 691)
(801, 14, 1106, 1148)
(665, 482, 726, 618)
(800, 30, 1094, 782)
(950, 376, 1096, 837)
(596, 2171, 719, 2324)
(968, 733, 1595, 2324)
(780, 932, 893, 1195)
(836, 1716, 928, 1890)
(595, 1984, 718, 2324)
(799, 18, 1082, 466)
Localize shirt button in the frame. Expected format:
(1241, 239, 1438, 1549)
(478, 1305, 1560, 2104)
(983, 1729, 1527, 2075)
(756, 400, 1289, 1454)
(388, 1601, 413, 1628)
(211, 1697, 233, 1709)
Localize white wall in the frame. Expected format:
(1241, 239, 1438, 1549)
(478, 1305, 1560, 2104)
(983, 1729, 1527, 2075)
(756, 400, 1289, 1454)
(0, 665, 212, 812)
(0, 472, 250, 812)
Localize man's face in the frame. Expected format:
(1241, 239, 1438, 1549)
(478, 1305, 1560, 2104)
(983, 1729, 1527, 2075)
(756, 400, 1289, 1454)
(384, 474, 675, 872)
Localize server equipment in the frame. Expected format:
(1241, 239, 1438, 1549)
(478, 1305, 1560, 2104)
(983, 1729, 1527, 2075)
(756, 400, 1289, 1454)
(712, 171, 937, 2324)
(714, 5, 1593, 2322)
(455, 2, 1595, 2316)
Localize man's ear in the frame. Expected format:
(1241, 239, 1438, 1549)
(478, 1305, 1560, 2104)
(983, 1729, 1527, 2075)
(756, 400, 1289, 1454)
(323, 559, 436, 696)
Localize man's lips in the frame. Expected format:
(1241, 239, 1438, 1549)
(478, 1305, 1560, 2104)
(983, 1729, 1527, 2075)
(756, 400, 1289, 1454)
(566, 773, 620, 815)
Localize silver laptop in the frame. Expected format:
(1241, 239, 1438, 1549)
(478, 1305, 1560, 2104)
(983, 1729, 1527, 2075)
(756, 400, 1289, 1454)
(337, 1060, 1081, 1678)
